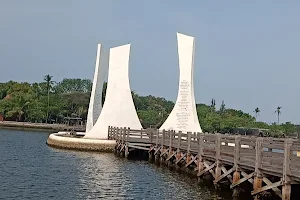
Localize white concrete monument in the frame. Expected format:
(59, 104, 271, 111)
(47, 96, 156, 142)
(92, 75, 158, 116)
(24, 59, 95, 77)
(84, 44, 142, 139)
(159, 33, 202, 133)
(85, 44, 107, 133)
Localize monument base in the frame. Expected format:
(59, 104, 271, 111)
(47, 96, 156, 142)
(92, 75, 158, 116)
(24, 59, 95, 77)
(47, 132, 116, 153)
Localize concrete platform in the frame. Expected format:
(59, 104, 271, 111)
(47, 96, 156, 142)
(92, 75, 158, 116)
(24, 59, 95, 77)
(46, 132, 116, 152)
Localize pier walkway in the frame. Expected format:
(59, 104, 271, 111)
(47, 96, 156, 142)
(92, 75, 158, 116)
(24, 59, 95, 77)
(108, 126, 300, 200)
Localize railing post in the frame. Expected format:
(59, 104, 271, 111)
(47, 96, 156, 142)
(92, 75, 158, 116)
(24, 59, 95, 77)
(253, 137, 263, 199)
(197, 132, 204, 180)
(150, 129, 153, 143)
(126, 127, 130, 141)
(168, 130, 174, 164)
(110, 126, 113, 139)
(156, 129, 159, 147)
(234, 135, 241, 167)
(187, 132, 192, 152)
(162, 129, 166, 146)
(177, 131, 182, 150)
(108, 126, 111, 139)
(155, 129, 160, 164)
(124, 127, 129, 158)
(169, 130, 173, 148)
(176, 131, 182, 168)
(186, 132, 192, 166)
(122, 127, 126, 144)
(215, 133, 222, 186)
(233, 135, 241, 198)
(117, 127, 121, 142)
(140, 128, 143, 139)
(112, 126, 115, 140)
(282, 139, 292, 200)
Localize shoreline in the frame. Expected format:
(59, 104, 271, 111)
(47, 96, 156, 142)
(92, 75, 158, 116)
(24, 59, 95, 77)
(0, 121, 85, 132)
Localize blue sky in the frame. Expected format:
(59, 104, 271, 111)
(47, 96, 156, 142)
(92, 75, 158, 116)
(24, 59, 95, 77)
(0, 1, 299, 124)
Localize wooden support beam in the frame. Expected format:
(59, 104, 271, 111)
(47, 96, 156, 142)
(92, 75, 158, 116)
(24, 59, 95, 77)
(251, 180, 283, 196)
(231, 172, 255, 189)
(175, 153, 187, 164)
(148, 145, 155, 153)
(262, 177, 282, 198)
(185, 153, 192, 165)
(185, 155, 197, 168)
(214, 166, 235, 184)
(154, 147, 161, 155)
(222, 166, 233, 183)
(120, 144, 125, 152)
(166, 151, 177, 161)
(203, 161, 216, 178)
(198, 163, 216, 177)
(241, 171, 254, 184)
(128, 143, 152, 147)
(127, 145, 149, 151)
(160, 147, 168, 157)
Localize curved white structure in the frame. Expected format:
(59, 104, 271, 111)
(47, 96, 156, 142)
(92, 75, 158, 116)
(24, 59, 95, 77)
(84, 44, 142, 139)
(47, 132, 116, 152)
(160, 33, 202, 133)
(86, 44, 107, 133)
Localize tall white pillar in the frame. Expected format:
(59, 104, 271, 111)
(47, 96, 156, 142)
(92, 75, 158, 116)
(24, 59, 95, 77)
(84, 44, 142, 139)
(86, 44, 108, 133)
(159, 33, 202, 133)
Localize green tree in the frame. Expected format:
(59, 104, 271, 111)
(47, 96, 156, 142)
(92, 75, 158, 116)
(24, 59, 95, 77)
(281, 122, 296, 135)
(54, 78, 92, 93)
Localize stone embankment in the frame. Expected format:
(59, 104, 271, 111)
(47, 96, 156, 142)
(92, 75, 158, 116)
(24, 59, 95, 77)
(47, 132, 116, 152)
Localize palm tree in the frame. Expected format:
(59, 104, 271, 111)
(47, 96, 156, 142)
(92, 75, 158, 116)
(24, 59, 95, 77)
(275, 106, 282, 125)
(44, 74, 53, 123)
(254, 107, 260, 119)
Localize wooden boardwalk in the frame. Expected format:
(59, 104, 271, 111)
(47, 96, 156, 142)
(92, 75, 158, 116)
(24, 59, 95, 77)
(108, 126, 300, 200)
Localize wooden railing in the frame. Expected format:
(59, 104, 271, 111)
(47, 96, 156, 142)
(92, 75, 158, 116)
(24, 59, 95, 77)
(108, 126, 300, 182)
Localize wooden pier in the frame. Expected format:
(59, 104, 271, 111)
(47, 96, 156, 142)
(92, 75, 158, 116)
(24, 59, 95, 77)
(108, 126, 300, 200)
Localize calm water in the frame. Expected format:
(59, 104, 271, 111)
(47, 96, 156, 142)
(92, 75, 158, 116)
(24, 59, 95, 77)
(0, 129, 231, 200)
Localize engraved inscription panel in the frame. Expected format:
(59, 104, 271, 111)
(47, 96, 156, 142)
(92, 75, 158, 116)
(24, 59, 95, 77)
(176, 80, 191, 130)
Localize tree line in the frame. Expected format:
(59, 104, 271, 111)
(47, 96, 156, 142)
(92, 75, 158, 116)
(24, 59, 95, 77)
(0, 75, 298, 136)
